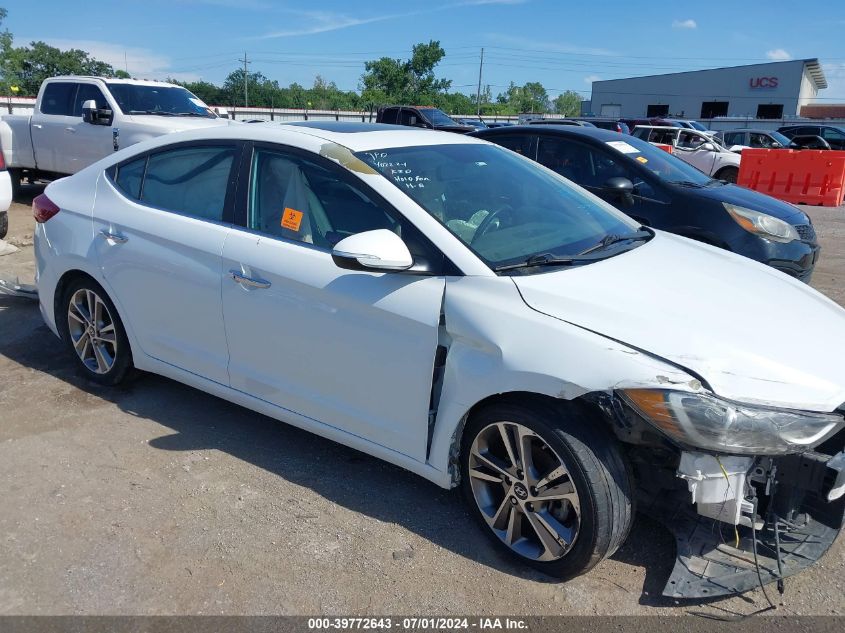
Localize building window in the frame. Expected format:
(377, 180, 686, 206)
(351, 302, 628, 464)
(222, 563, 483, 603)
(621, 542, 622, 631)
(646, 104, 669, 117)
(700, 101, 729, 119)
(756, 104, 783, 119)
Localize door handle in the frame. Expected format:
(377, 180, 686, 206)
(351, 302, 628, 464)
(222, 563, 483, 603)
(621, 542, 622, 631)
(99, 229, 128, 244)
(32, 124, 43, 129)
(65, 127, 77, 133)
(229, 270, 271, 289)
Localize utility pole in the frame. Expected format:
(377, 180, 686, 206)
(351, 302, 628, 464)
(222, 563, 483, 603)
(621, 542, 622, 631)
(475, 47, 484, 117)
(242, 51, 250, 108)
(124, 51, 129, 75)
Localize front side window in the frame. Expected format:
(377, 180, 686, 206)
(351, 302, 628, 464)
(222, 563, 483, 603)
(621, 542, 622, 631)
(248, 148, 400, 249)
(419, 108, 459, 127)
(677, 131, 706, 149)
(40, 82, 77, 116)
(357, 143, 640, 269)
(73, 84, 109, 117)
(140, 146, 235, 221)
(490, 134, 535, 157)
(107, 83, 215, 118)
(822, 127, 845, 141)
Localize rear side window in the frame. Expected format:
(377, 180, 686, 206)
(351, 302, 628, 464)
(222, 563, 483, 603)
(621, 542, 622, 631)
(140, 146, 235, 221)
(115, 157, 146, 199)
(723, 132, 744, 146)
(489, 134, 535, 158)
(380, 108, 399, 124)
(40, 82, 77, 116)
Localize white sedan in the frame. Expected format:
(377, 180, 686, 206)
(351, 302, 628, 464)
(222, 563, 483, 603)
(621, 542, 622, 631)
(33, 121, 845, 598)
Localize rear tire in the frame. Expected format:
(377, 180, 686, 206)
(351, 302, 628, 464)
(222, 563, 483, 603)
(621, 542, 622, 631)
(0, 211, 7, 240)
(59, 277, 133, 386)
(460, 399, 633, 581)
(716, 166, 738, 183)
(8, 168, 23, 202)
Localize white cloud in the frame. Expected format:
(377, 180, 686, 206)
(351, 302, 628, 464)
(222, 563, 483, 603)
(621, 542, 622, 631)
(487, 33, 617, 57)
(36, 38, 200, 82)
(256, 9, 415, 39)
(672, 19, 697, 29)
(584, 74, 601, 84)
(766, 48, 792, 61)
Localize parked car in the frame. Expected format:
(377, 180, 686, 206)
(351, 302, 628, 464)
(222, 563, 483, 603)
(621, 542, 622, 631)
(632, 125, 742, 182)
(788, 135, 832, 150)
(667, 119, 710, 132)
(455, 118, 488, 130)
(573, 118, 630, 134)
(778, 125, 845, 150)
(717, 129, 793, 153)
(526, 118, 596, 127)
(376, 106, 474, 134)
(484, 121, 514, 128)
(0, 153, 10, 238)
(34, 121, 845, 599)
(621, 118, 682, 130)
(471, 125, 820, 281)
(0, 76, 228, 198)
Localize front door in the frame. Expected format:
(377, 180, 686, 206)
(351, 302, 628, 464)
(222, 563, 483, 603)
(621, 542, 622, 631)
(93, 141, 242, 384)
(68, 82, 116, 171)
(674, 130, 717, 175)
(221, 144, 445, 460)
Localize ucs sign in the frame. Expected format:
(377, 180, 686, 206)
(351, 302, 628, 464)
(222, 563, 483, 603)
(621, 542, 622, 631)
(750, 77, 779, 89)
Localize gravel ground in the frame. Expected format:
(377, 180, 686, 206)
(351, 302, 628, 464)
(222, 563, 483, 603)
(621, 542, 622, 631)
(1, 187, 844, 617)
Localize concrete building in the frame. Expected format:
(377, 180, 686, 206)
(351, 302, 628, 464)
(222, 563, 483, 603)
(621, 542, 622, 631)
(587, 59, 827, 120)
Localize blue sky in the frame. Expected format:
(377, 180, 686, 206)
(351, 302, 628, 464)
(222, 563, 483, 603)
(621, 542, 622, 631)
(4, 0, 845, 101)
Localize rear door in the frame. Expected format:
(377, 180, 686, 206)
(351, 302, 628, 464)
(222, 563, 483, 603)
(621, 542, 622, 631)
(93, 141, 242, 384)
(221, 142, 446, 460)
(31, 81, 79, 174)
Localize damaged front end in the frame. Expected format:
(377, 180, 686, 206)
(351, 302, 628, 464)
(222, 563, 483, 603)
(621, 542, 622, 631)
(599, 390, 845, 599)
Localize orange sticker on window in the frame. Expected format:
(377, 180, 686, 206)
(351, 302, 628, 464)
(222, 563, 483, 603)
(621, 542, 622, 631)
(636, 156, 648, 164)
(281, 207, 303, 231)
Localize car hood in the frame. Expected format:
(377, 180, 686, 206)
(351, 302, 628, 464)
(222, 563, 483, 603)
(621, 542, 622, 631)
(690, 182, 806, 222)
(124, 115, 232, 132)
(511, 231, 845, 412)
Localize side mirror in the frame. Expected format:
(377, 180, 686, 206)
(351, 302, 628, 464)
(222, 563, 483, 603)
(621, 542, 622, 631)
(81, 99, 97, 123)
(331, 229, 414, 272)
(701, 142, 716, 152)
(604, 177, 635, 206)
(82, 99, 113, 126)
(771, 142, 782, 148)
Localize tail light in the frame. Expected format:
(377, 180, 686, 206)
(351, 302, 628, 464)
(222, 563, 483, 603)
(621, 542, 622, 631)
(0, 149, 5, 169)
(33, 193, 60, 223)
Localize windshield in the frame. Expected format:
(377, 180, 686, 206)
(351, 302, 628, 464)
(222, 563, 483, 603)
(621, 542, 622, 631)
(770, 131, 792, 146)
(420, 108, 459, 127)
(689, 121, 708, 131)
(605, 135, 713, 186)
(107, 83, 216, 118)
(356, 143, 641, 270)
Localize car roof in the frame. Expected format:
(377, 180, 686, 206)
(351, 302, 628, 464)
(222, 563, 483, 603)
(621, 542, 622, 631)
(125, 120, 486, 153)
(471, 124, 626, 142)
(719, 128, 775, 133)
(48, 75, 180, 88)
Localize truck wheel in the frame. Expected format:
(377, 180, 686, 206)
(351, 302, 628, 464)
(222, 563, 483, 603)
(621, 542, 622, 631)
(460, 399, 634, 581)
(8, 168, 23, 202)
(716, 166, 738, 184)
(0, 211, 7, 239)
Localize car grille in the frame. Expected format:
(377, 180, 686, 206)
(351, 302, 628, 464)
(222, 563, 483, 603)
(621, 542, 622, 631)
(796, 224, 816, 242)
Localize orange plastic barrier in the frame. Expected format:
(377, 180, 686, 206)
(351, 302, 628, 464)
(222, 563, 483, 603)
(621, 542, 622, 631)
(654, 143, 673, 154)
(737, 149, 845, 207)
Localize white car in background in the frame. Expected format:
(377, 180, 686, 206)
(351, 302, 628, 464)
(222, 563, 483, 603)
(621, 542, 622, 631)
(632, 125, 742, 182)
(32, 122, 845, 599)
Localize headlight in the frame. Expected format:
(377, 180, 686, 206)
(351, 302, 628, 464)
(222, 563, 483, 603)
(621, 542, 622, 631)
(619, 389, 843, 455)
(724, 202, 799, 243)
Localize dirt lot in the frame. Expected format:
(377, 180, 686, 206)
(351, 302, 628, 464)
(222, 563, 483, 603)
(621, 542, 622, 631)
(1, 190, 844, 617)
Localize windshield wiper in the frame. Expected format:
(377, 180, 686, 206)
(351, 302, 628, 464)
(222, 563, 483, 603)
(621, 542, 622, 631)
(578, 229, 652, 255)
(174, 112, 212, 117)
(127, 110, 177, 116)
(493, 252, 603, 272)
(668, 180, 706, 188)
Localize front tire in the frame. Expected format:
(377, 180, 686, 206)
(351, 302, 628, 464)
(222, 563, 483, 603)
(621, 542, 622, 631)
(0, 211, 7, 240)
(59, 278, 133, 385)
(460, 400, 633, 580)
(716, 166, 738, 183)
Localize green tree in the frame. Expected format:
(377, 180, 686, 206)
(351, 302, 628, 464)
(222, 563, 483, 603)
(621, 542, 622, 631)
(553, 90, 583, 116)
(360, 40, 451, 106)
(4, 41, 115, 95)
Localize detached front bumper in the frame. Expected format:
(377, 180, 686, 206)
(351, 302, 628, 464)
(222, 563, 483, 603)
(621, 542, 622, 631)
(652, 449, 845, 599)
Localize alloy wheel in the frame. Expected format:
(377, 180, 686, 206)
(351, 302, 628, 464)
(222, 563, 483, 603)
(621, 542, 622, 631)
(67, 288, 118, 375)
(468, 421, 581, 561)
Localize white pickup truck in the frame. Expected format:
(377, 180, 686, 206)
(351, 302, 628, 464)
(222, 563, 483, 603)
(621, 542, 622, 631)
(0, 76, 230, 204)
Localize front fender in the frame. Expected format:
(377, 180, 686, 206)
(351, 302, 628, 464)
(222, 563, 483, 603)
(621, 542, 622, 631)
(427, 276, 700, 482)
